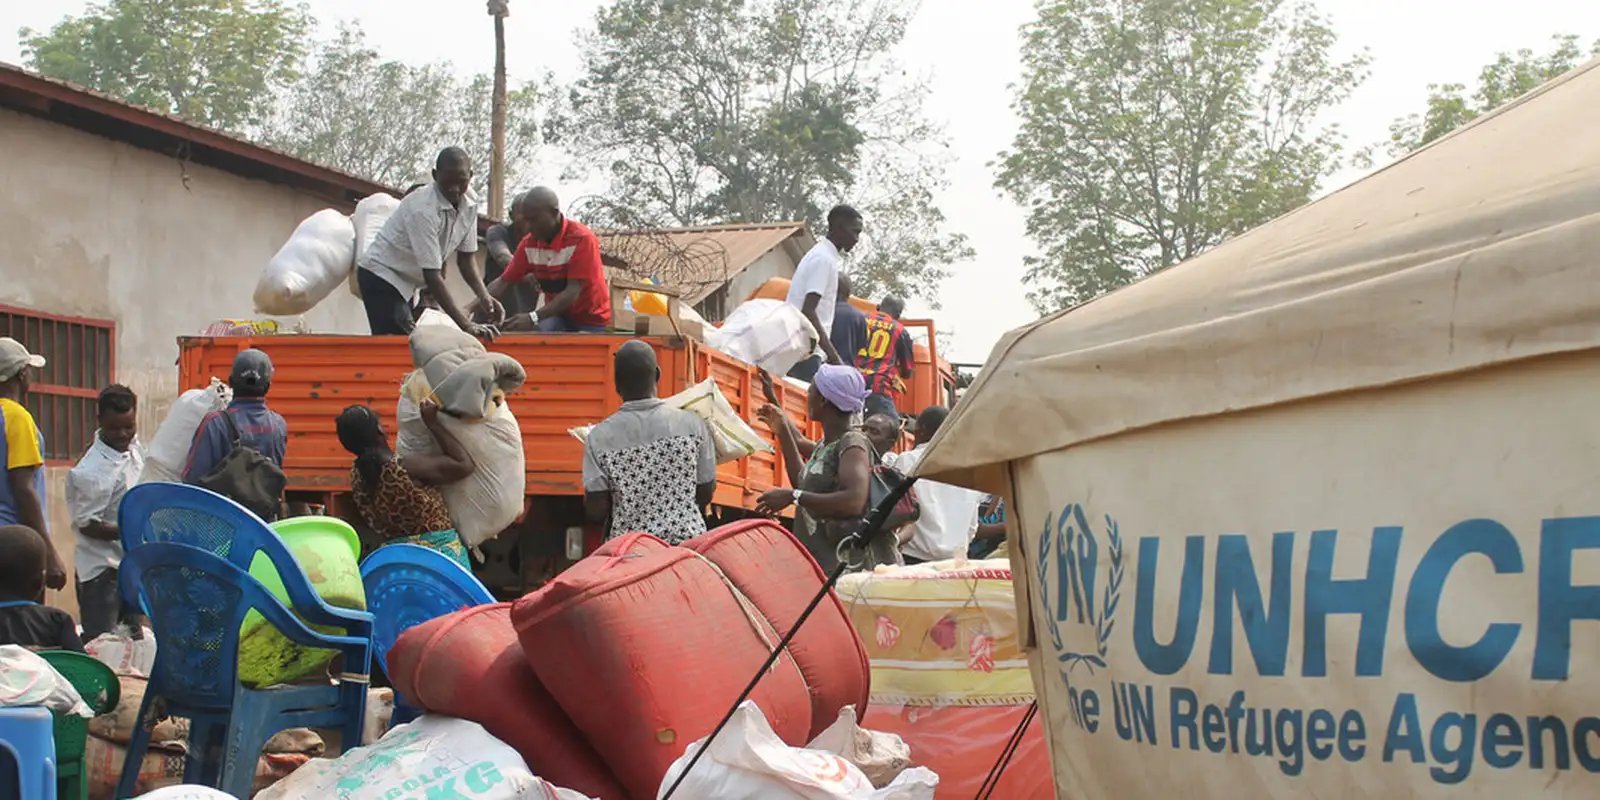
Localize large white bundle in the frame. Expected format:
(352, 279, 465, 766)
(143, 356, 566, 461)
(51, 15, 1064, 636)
(139, 379, 231, 483)
(253, 209, 356, 316)
(0, 646, 92, 718)
(705, 299, 819, 376)
(259, 716, 594, 800)
(397, 371, 525, 548)
(348, 193, 401, 300)
(569, 377, 771, 465)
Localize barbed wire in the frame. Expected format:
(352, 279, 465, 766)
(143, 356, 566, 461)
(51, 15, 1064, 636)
(569, 195, 737, 298)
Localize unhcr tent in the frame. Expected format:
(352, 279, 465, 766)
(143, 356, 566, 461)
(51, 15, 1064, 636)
(920, 59, 1600, 798)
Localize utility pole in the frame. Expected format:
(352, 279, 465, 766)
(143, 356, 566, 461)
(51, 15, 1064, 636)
(487, 0, 510, 221)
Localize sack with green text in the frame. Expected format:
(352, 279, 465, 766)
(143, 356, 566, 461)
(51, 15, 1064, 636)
(256, 715, 595, 800)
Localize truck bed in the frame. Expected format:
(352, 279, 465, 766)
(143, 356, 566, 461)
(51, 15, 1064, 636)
(177, 333, 815, 510)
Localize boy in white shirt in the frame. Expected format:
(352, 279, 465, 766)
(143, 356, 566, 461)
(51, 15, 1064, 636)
(785, 205, 864, 381)
(66, 385, 146, 642)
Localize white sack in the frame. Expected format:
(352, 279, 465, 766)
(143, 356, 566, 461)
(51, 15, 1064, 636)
(570, 378, 772, 465)
(397, 373, 525, 548)
(807, 706, 912, 789)
(140, 379, 231, 482)
(0, 645, 93, 718)
(706, 299, 819, 376)
(658, 702, 937, 800)
(253, 209, 356, 316)
(415, 308, 461, 330)
(349, 193, 401, 300)
(133, 787, 236, 800)
(257, 715, 594, 800)
(85, 626, 157, 677)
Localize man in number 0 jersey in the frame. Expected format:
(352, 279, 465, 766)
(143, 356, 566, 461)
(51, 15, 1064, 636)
(857, 296, 915, 419)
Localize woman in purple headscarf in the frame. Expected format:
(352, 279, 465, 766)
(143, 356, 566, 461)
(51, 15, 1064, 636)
(755, 365, 900, 571)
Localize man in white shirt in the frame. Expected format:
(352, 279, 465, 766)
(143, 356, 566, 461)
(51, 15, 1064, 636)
(66, 384, 146, 642)
(887, 405, 982, 565)
(356, 147, 502, 339)
(785, 204, 864, 382)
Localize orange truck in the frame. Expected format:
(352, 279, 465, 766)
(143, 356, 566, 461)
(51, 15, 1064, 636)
(176, 312, 953, 594)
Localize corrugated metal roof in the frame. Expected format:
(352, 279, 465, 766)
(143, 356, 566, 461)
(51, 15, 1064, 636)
(598, 222, 815, 304)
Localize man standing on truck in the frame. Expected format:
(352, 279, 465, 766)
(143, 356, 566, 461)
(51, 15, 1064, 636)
(355, 147, 502, 339)
(858, 296, 916, 420)
(582, 341, 716, 543)
(830, 272, 868, 375)
(183, 349, 289, 521)
(785, 205, 864, 381)
(487, 187, 613, 332)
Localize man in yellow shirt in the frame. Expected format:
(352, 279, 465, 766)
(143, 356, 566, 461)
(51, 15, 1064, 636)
(0, 338, 66, 593)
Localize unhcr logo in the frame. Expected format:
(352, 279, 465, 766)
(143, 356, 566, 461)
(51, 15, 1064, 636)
(1038, 503, 1124, 674)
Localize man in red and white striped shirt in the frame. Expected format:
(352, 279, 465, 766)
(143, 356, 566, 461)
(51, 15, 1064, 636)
(487, 187, 613, 332)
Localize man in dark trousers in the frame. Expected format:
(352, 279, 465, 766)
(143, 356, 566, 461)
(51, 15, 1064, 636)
(830, 272, 868, 374)
(858, 295, 916, 420)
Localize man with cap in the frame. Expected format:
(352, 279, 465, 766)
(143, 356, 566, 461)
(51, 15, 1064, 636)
(182, 350, 289, 516)
(0, 338, 66, 593)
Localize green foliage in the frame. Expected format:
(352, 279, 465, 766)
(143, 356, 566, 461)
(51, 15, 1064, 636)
(20, 0, 312, 133)
(996, 0, 1368, 313)
(262, 25, 556, 202)
(1373, 34, 1600, 160)
(561, 0, 972, 305)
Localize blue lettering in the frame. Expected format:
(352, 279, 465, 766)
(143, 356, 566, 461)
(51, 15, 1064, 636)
(1202, 704, 1227, 754)
(1303, 527, 1402, 677)
(423, 778, 468, 800)
(1481, 713, 1523, 769)
(1307, 709, 1337, 761)
(1576, 718, 1600, 772)
(1209, 533, 1293, 677)
(1244, 708, 1273, 757)
(1112, 682, 1154, 744)
(1339, 711, 1367, 761)
(1067, 684, 1101, 734)
(1383, 693, 1426, 764)
(1405, 519, 1522, 682)
(1169, 687, 1199, 751)
(1527, 715, 1571, 770)
(1428, 712, 1477, 784)
(1275, 709, 1305, 777)
(1534, 517, 1600, 680)
(1224, 692, 1247, 754)
(1134, 536, 1204, 675)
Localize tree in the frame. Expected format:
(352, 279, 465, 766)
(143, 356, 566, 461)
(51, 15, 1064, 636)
(996, 0, 1369, 313)
(1372, 34, 1600, 161)
(20, 0, 312, 133)
(263, 24, 555, 205)
(561, 0, 972, 305)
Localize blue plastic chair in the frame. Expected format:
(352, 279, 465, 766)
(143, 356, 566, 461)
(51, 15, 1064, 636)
(0, 706, 58, 800)
(360, 544, 494, 727)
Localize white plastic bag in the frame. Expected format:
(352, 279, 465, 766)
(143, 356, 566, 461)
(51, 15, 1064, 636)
(349, 193, 401, 300)
(658, 702, 938, 800)
(705, 299, 819, 376)
(807, 706, 913, 789)
(85, 625, 157, 676)
(257, 716, 594, 800)
(569, 378, 772, 465)
(0, 645, 93, 718)
(254, 208, 357, 316)
(141, 379, 231, 483)
(397, 373, 526, 548)
(133, 787, 236, 800)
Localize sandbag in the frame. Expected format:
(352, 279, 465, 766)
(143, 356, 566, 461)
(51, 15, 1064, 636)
(85, 626, 158, 677)
(349, 193, 400, 300)
(569, 378, 771, 464)
(387, 604, 625, 799)
(253, 209, 357, 316)
(407, 325, 526, 419)
(685, 519, 870, 740)
(512, 547, 813, 800)
(256, 716, 595, 800)
(140, 379, 231, 483)
(89, 675, 188, 745)
(396, 372, 526, 548)
(657, 701, 938, 800)
(363, 687, 395, 746)
(87, 736, 185, 799)
(704, 299, 819, 376)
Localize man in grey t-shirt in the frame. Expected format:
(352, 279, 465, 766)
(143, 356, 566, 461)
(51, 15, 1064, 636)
(582, 341, 717, 543)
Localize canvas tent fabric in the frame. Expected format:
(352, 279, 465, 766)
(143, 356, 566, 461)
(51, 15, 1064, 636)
(918, 56, 1600, 491)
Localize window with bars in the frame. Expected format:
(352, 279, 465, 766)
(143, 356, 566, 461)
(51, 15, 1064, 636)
(0, 307, 115, 464)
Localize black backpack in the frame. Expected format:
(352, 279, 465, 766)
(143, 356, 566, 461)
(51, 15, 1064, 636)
(197, 411, 287, 521)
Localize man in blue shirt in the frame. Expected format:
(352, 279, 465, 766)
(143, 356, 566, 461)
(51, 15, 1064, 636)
(830, 272, 868, 374)
(182, 349, 288, 516)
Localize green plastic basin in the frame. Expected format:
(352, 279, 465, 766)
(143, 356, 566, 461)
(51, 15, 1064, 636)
(237, 516, 366, 687)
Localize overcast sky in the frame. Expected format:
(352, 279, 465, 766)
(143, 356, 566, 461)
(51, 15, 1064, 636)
(7, 1, 1600, 362)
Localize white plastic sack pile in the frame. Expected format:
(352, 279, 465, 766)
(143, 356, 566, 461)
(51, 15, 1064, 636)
(705, 299, 819, 376)
(254, 208, 357, 316)
(85, 625, 157, 676)
(258, 716, 595, 800)
(0, 645, 93, 718)
(348, 192, 401, 300)
(658, 702, 937, 799)
(140, 379, 232, 484)
(568, 378, 772, 465)
(397, 372, 525, 548)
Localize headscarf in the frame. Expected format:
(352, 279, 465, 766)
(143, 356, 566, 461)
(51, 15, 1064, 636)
(813, 364, 870, 414)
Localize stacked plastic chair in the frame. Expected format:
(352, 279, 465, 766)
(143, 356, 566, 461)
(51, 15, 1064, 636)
(360, 543, 495, 727)
(116, 483, 373, 798)
(0, 705, 57, 800)
(37, 650, 119, 800)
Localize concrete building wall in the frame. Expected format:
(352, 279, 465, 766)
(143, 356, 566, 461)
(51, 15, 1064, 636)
(1, 108, 381, 616)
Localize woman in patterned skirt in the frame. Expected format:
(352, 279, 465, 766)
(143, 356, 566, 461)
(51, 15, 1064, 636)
(335, 402, 475, 568)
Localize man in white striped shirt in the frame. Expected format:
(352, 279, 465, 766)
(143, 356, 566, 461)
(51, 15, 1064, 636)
(356, 147, 502, 339)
